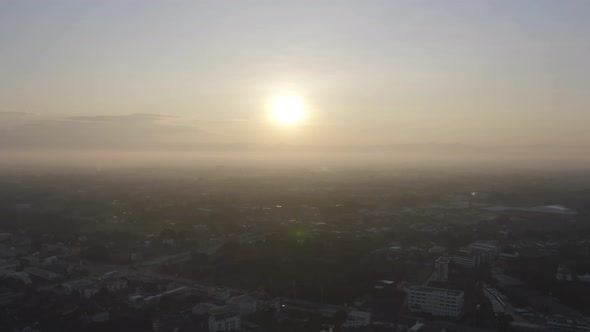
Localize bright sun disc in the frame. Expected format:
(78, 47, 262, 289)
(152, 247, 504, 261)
(272, 96, 304, 124)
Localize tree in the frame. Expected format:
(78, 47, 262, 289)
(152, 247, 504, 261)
(497, 313, 514, 332)
(332, 311, 348, 329)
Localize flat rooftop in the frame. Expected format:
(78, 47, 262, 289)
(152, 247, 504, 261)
(436, 257, 451, 263)
(469, 243, 499, 250)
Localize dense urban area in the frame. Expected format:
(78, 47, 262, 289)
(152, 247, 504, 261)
(1, 167, 590, 332)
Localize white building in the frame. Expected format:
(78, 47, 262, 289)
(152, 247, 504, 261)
(546, 316, 590, 332)
(407, 286, 464, 318)
(342, 310, 371, 328)
(435, 256, 451, 281)
(209, 311, 241, 331)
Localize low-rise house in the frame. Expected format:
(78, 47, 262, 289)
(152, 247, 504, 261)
(1, 270, 32, 285)
(102, 276, 128, 292)
(0, 258, 20, 271)
(62, 279, 100, 299)
(24, 267, 63, 281)
(43, 256, 58, 266)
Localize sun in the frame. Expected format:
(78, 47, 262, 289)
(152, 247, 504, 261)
(271, 96, 304, 125)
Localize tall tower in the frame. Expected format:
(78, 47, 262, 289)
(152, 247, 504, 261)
(435, 256, 450, 281)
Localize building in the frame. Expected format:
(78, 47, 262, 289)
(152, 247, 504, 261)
(250, 291, 279, 311)
(103, 277, 128, 292)
(62, 279, 100, 299)
(226, 292, 279, 316)
(227, 294, 258, 316)
(193, 303, 219, 315)
(435, 256, 451, 281)
(60, 273, 128, 299)
(342, 310, 371, 328)
(208, 286, 231, 301)
(23, 267, 63, 281)
(576, 274, 590, 283)
(1, 270, 32, 285)
(0, 233, 12, 242)
(194, 224, 209, 233)
(0, 258, 20, 271)
(209, 308, 241, 331)
(447, 253, 479, 269)
(42, 256, 58, 266)
(556, 265, 573, 282)
(160, 228, 176, 246)
(0, 291, 23, 305)
(406, 286, 464, 318)
(468, 242, 500, 265)
(546, 316, 590, 332)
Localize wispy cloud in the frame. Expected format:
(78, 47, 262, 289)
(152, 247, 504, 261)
(0, 111, 30, 116)
(67, 113, 178, 122)
(0, 113, 204, 150)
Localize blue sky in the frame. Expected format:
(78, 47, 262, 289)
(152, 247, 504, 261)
(1, 0, 590, 149)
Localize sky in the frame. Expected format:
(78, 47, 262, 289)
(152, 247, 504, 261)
(1, 0, 590, 156)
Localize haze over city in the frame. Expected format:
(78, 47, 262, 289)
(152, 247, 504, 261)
(2, 2, 590, 332)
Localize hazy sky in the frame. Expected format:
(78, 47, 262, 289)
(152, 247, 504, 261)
(1, 0, 590, 151)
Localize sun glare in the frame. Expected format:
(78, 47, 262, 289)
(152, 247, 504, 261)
(271, 96, 304, 125)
